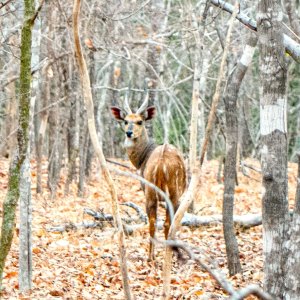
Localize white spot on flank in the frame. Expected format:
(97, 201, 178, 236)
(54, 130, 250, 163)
(163, 164, 167, 173)
(153, 165, 158, 177)
(163, 164, 169, 180)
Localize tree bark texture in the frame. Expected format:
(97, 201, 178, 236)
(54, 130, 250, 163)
(199, 2, 238, 167)
(47, 90, 61, 197)
(284, 153, 300, 299)
(0, 0, 35, 288)
(145, 0, 167, 138)
(0, 75, 17, 158)
(239, 100, 254, 158)
(187, 2, 206, 212)
(65, 60, 79, 195)
(19, 155, 32, 292)
(35, 1, 53, 194)
(284, 0, 300, 37)
(257, 0, 289, 298)
(223, 34, 257, 276)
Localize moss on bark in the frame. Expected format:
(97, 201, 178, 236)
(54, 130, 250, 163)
(0, 0, 35, 290)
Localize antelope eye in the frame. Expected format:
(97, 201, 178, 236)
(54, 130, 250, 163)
(137, 120, 143, 125)
(124, 120, 128, 125)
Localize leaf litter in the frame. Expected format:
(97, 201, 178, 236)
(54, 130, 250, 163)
(0, 157, 298, 299)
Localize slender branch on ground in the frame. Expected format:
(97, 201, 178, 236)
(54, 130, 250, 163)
(156, 239, 274, 300)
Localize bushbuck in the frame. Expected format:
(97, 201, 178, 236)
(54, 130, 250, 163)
(111, 93, 186, 260)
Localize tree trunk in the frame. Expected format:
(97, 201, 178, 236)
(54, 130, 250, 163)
(47, 84, 60, 197)
(0, 0, 35, 288)
(199, 3, 238, 167)
(284, 153, 300, 298)
(223, 34, 257, 276)
(65, 58, 79, 195)
(19, 93, 35, 291)
(35, 1, 53, 194)
(78, 122, 89, 196)
(0, 71, 17, 158)
(257, 0, 289, 297)
(239, 98, 254, 158)
(36, 65, 50, 194)
(187, 9, 202, 212)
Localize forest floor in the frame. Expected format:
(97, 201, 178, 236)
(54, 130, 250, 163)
(0, 157, 298, 299)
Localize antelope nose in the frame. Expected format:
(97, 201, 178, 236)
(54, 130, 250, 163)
(126, 131, 133, 138)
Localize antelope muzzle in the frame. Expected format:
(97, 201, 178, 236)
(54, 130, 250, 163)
(126, 130, 133, 138)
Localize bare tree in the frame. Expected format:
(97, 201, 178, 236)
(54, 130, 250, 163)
(257, 0, 289, 297)
(0, 0, 40, 289)
(223, 33, 258, 275)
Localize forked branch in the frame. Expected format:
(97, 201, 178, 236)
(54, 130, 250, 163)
(210, 0, 300, 62)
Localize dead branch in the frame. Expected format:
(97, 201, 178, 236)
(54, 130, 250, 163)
(0, 0, 13, 10)
(106, 159, 134, 170)
(47, 209, 262, 234)
(121, 202, 148, 224)
(48, 221, 102, 232)
(156, 239, 273, 300)
(241, 161, 261, 173)
(83, 208, 114, 223)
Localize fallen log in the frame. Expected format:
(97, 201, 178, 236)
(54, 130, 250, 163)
(181, 213, 262, 229)
(47, 208, 262, 233)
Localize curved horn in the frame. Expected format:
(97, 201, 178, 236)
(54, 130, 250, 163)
(123, 84, 132, 114)
(136, 90, 149, 114)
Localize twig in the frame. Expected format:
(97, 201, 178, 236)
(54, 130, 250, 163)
(83, 208, 114, 222)
(31, 0, 45, 23)
(157, 239, 274, 300)
(106, 159, 133, 170)
(240, 161, 261, 182)
(241, 161, 261, 173)
(199, 2, 238, 167)
(121, 202, 148, 224)
(106, 0, 151, 21)
(210, 0, 300, 62)
(0, 0, 13, 10)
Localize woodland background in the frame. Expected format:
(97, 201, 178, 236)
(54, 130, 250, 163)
(0, 0, 300, 299)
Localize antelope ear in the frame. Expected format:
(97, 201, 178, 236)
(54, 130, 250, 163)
(111, 106, 125, 121)
(145, 106, 156, 121)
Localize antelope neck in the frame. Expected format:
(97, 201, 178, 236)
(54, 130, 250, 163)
(127, 138, 157, 172)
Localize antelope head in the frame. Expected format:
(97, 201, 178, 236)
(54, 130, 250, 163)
(111, 92, 156, 147)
